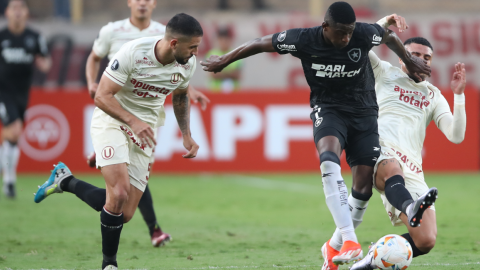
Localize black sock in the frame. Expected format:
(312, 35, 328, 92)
(138, 184, 161, 236)
(61, 176, 106, 212)
(101, 207, 123, 268)
(384, 175, 414, 214)
(351, 188, 372, 201)
(401, 233, 428, 257)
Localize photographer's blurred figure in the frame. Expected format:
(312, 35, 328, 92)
(205, 27, 242, 93)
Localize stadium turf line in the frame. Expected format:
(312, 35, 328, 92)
(0, 173, 479, 269)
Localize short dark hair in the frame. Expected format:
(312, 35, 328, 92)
(325, 2, 356, 25)
(166, 13, 203, 38)
(404, 37, 433, 51)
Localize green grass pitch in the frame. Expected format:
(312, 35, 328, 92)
(0, 173, 479, 269)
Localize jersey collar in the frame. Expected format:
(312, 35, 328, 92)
(126, 18, 153, 32)
(150, 38, 175, 67)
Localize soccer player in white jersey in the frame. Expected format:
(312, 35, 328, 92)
(34, 13, 203, 269)
(84, 0, 210, 248)
(347, 22, 467, 270)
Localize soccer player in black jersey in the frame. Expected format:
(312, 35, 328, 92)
(201, 2, 431, 268)
(0, 0, 50, 198)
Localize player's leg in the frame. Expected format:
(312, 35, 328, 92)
(312, 108, 360, 267)
(399, 209, 437, 257)
(376, 159, 437, 227)
(137, 145, 171, 247)
(0, 95, 23, 199)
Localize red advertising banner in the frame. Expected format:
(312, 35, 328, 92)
(13, 87, 480, 173)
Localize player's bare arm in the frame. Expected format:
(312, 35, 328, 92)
(187, 85, 210, 111)
(94, 74, 156, 148)
(35, 55, 51, 73)
(378, 17, 431, 82)
(173, 86, 199, 158)
(200, 34, 275, 73)
(86, 51, 103, 99)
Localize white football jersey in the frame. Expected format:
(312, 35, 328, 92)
(93, 18, 166, 61)
(369, 51, 451, 165)
(104, 36, 196, 128)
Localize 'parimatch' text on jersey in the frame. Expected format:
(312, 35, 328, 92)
(370, 51, 451, 165)
(93, 19, 166, 61)
(103, 36, 196, 127)
(272, 23, 385, 114)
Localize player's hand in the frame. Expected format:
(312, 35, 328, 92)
(182, 136, 199, 158)
(200, 55, 226, 73)
(404, 54, 431, 82)
(188, 87, 210, 111)
(88, 83, 99, 99)
(450, 62, 466, 95)
(385, 14, 408, 33)
(130, 119, 157, 148)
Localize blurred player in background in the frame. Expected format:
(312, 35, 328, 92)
(85, 0, 209, 247)
(35, 13, 203, 269)
(205, 26, 242, 92)
(201, 2, 431, 268)
(0, 0, 50, 198)
(350, 33, 467, 270)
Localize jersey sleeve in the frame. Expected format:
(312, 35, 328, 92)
(361, 23, 385, 48)
(432, 88, 452, 126)
(36, 34, 49, 57)
(103, 43, 133, 87)
(271, 28, 303, 55)
(178, 59, 197, 89)
(92, 23, 112, 58)
(368, 51, 390, 80)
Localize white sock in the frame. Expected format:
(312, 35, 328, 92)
(2, 141, 20, 185)
(320, 161, 357, 244)
(330, 194, 369, 250)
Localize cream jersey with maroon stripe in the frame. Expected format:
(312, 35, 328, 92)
(104, 36, 196, 128)
(92, 18, 166, 61)
(369, 51, 451, 166)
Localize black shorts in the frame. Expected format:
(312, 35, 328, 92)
(311, 105, 380, 168)
(0, 91, 28, 126)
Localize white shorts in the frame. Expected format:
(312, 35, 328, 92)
(373, 145, 435, 226)
(91, 108, 154, 192)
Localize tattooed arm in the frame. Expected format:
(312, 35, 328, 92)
(172, 86, 199, 158)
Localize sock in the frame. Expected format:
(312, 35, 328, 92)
(330, 190, 372, 250)
(61, 176, 106, 212)
(2, 140, 20, 185)
(401, 233, 428, 257)
(384, 175, 414, 214)
(101, 207, 123, 268)
(138, 184, 161, 236)
(320, 153, 357, 244)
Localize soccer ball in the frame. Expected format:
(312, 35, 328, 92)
(373, 234, 413, 270)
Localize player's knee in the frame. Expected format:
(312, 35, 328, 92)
(110, 187, 129, 205)
(320, 151, 340, 166)
(123, 212, 134, 223)
(415, 233, 436, 253)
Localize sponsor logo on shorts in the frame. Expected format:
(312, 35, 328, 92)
(120, 125, 146, 150)
(314, 117, 323, 127)
(277, 30, 287, 42)
(390, 147, 423, 174)
(373, 147, 380, 151)
(170, 73, 181, 84)
(101, 146, 115, 160)
(111, 59, 119, 70)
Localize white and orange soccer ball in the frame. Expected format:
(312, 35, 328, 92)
(373, 234, 413, 270)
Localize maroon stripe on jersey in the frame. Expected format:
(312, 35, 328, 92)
(105, 71, 125, 85)
(435, 112, 449, 123)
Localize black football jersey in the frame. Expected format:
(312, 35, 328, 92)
(0, 27, 48, 94)
(272, 22, 385, 114)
